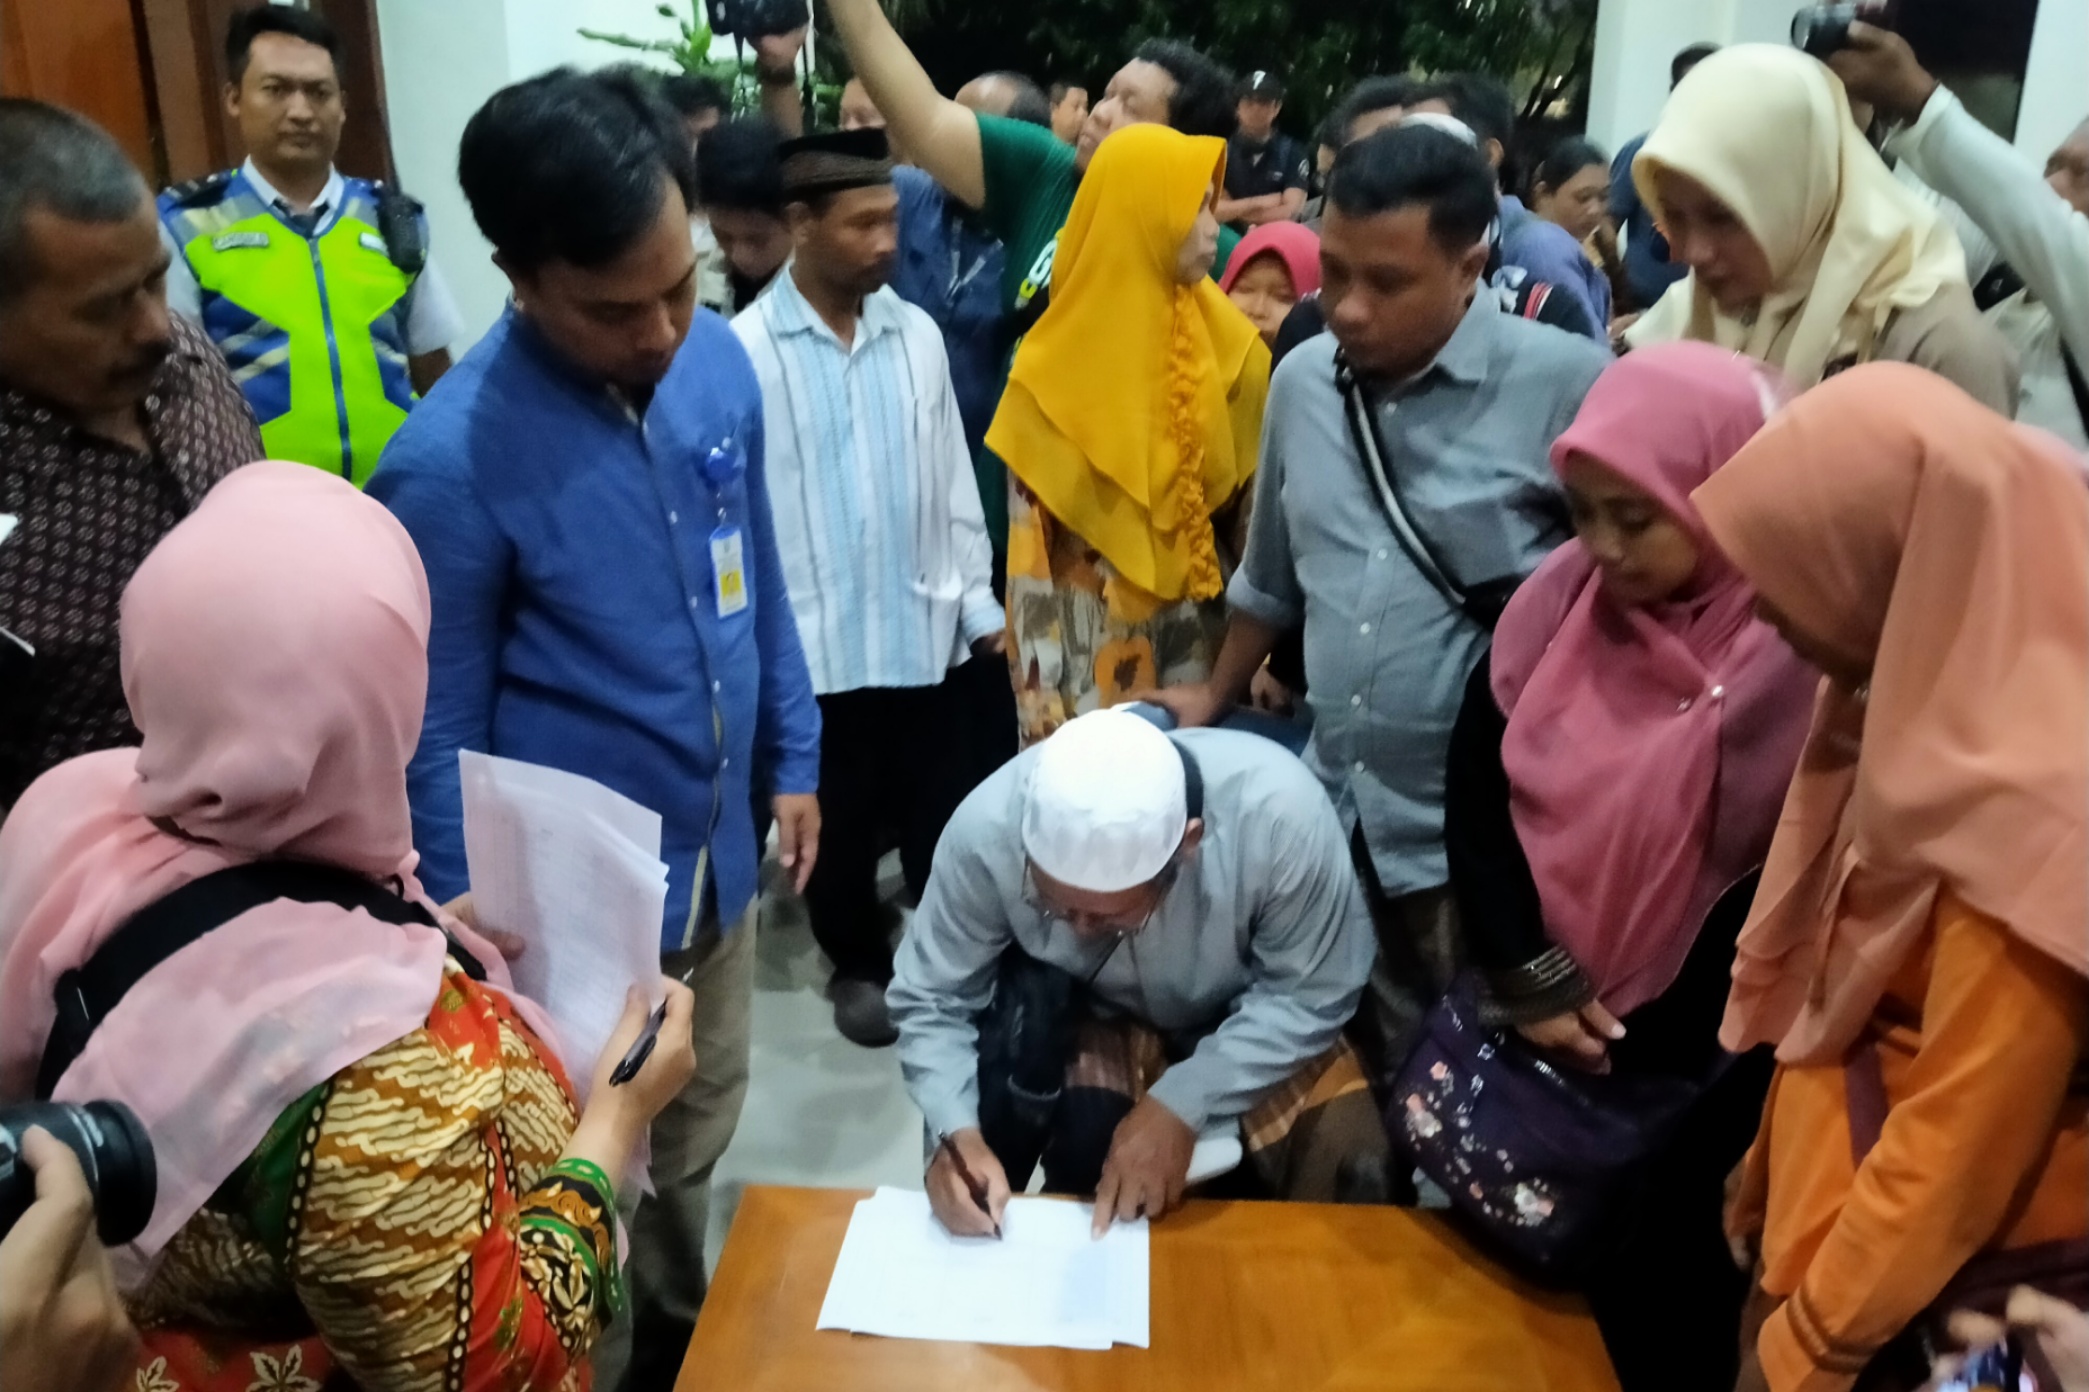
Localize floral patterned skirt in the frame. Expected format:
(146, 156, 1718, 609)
(1004, 478, 1226, 746)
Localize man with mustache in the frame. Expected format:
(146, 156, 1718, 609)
(0, 101, 262, 810)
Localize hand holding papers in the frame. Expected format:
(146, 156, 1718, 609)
(817, 1188, 1151, 1350)
(458, 751, 669, 1102)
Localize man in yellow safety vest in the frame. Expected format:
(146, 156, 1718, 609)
(159, 6, 459, 485)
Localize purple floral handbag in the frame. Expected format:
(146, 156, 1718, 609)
(1387, 979, 1700, 1285)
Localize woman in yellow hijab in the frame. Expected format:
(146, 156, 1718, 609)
(989, 123, 1272, 745)
(1625, 45, 2016, 411)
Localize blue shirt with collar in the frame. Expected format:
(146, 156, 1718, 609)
(1498, 194, 1610, 338)
(368, 306, 822, 951)
(889, 166, 1011, 552)
(1609, 135, 1687, 311)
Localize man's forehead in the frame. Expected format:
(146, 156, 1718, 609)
(1113, 59, 1173, 100)
(246, 32, 339, 82)
(18, 203, 160, 292)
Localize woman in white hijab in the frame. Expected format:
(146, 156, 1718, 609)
(1625, 44, 2018, 412)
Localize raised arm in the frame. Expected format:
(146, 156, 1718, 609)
(827, 0, 987, 208)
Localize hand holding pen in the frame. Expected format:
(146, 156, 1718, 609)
(609, 965, 698, 1086)
(589, 978, 697, 1111)
(927, 1129, 1009, 1239)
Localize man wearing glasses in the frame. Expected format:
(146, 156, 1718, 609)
(888, 709, 1381, 1237)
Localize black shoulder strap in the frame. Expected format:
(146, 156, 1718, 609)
(2061, 343, 2089, 440)
(1167, 738, 1205, 823)
(1333, 348, 1515, 631)
(36, 861, 481, 1100)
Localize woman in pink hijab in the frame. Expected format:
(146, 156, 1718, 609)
(1219, 221, 1321, 348)
(0, 463, 695, 1392)
(1696, 365, 2088, 1392)
(1443, 342, 1818, 1392)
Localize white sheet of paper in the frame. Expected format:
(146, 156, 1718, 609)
(0, 514, 16, 549)
(816, 1187, 1150, 1350)
(458, 751, 668, 1102)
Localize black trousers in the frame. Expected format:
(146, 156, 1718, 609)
(805, 660, 1009, 984)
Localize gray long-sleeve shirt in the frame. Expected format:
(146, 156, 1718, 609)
(1229, 292, 1610, 898)
(1889, 89, 2089, 450)
(888, 729, 1375, 1139)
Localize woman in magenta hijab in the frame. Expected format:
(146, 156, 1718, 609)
(0, 463, 695, 1392)
(1443, 342, 1816, 1392)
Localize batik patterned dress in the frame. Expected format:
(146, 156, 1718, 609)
(125, 962, 620, 1392)
(1004, 477, 1228, 747)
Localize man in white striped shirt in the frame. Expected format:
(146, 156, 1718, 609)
(735, 130, 1007, 1047)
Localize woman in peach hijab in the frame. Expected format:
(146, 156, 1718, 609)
(1691, 365, 2089, 1392)
(0, 463, 696, 1392)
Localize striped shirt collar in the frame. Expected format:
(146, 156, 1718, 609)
(764, 264, 902, 351)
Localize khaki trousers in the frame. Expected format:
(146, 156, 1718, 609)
(592, 908, 756, 1392)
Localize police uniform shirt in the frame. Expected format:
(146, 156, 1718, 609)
(1223, 129, 1311, 206)
(161, 159, 463, 356)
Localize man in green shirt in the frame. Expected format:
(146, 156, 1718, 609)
(829, 0, 1242, 339)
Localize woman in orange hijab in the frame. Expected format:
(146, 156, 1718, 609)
(1691, 364, 2089, 1392)
(988, 123, 1271, 745)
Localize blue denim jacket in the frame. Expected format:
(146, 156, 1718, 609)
(369, 307, 821, 950)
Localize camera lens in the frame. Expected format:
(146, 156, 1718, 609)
(0, 1101, 157, 1247)
(1790, 3, 1856, 58)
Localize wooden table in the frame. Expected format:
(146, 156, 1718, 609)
(676, 1186, 1621, 1392)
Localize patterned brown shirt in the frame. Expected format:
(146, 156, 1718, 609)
(0, 315, 261, 806)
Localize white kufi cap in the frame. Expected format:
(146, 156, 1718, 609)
(1021, 709, 1188, 893)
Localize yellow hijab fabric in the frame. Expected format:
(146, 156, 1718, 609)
(987, 124, 1272, 604)
(1628, 45, 1968, 387)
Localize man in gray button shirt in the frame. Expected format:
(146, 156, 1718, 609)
(1155, 125, 1610, 1074)
(889, 709, 1378, 1236)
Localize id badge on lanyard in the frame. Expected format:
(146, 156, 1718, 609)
(701, 440, 749, 617)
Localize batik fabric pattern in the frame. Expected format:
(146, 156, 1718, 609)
(1004, 477, 1226, 746)
(126, 962, 620, 1392)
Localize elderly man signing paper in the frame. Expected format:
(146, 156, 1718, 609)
(889, 709, 1382, 1236)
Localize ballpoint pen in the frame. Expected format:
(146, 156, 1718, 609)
(608, 965, 695, 1087)
(937, 1132, 1003, 1240)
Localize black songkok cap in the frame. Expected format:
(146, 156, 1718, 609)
(778, 128, 894, 199)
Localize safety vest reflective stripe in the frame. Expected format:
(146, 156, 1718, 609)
(161, 174, 418, 487)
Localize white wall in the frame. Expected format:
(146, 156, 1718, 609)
(1589, 0, 2086, 161)
(375, 0, 718, 350)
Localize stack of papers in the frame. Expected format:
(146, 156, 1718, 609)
(816, 1187, 1150, 1350)
(458, 751, 669, 1101)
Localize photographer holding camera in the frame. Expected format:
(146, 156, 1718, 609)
(1830, 22, 2089, 452)
(0, 1129, 136, 1392)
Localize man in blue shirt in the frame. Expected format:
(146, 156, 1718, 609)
(1411, 74, 1609, 341)
(366, 68, 821, 1392)
(1610, 44, 1719, 313)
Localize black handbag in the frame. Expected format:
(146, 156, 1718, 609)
(1386, 873, 1763, 1285)
(1334, 349, 1521, 632)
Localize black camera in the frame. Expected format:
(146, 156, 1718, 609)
(706, 0, 808, 40)
(1790, 0, 1901, 58)
(0, 1101, 157, 1247)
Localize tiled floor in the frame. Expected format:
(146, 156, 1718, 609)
(702, 861, 925, 1271)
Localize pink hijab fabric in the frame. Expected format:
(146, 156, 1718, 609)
(0, 462, 524, 1279)
(1490, 343, 1817, 1018)
(1693, 364, 2089, 1064)
(1219, 221, 1322, 298)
